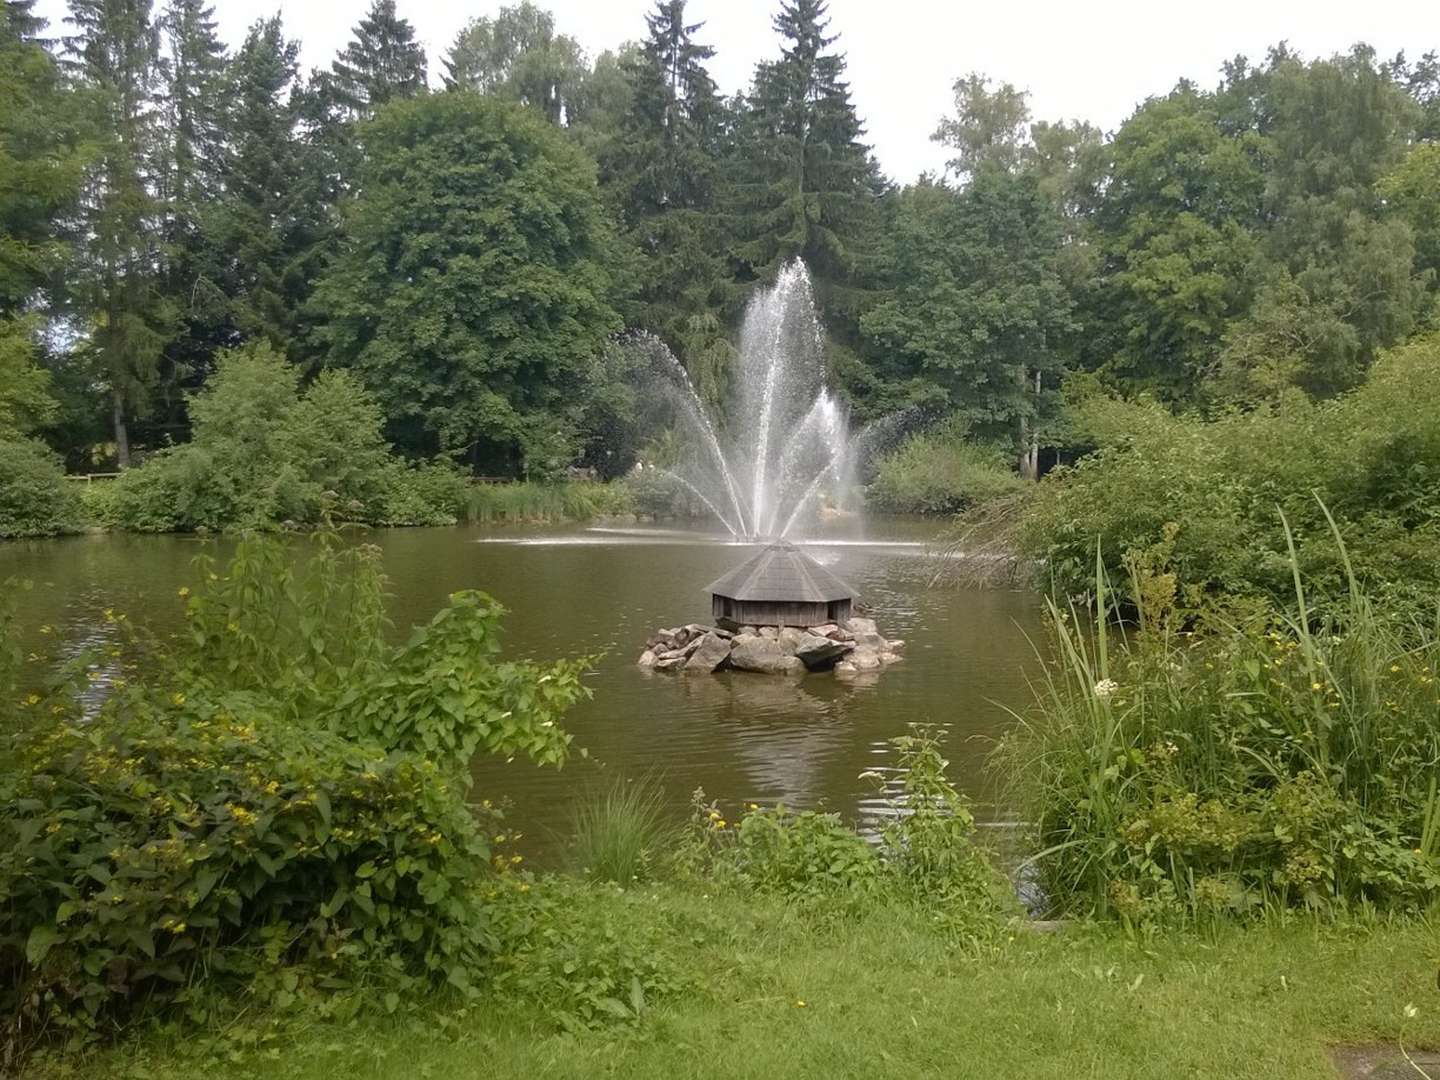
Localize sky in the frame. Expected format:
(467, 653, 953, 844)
(34, 0, 1440, 181)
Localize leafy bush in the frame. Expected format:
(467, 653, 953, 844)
(0, 438, 81, 538)
(1001, 540, 1440, 923)
(106, 345, 459, 533)
(867, 423, 1023, 515)
(0, 528, 591, 1057)
(1017, 334, 1440, 615)
(462, 480, 635, 524)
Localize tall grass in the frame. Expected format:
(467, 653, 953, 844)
(569, 774, 677, 884)
(462, 481, 636, 525)
(1000, 506, 1440, 922)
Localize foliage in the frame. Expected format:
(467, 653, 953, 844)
(0, 526, 589, 1059)
(568, 774, 677, 884)
(0, 438, 81, 538)
(999, 537, 1440, 922)
(326, 0, 426, 119)
(0, 319, 57, 439)
(462, 481, 635, 525)
(311, 91, 620, 473)
(1017, 334, 1440, 615)
(866, 423, 1024, 515)
(442, 1, 587, 127)
(106, 344, 456, 532)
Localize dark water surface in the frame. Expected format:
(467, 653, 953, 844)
(1, 518, 1044, 858)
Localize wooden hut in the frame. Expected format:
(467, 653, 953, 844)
(705, 542, 855, 628)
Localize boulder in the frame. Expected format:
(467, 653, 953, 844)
(685, 632, 733, 674)
(845, 617, 879, 637)
(794, 633, 851, 671)
(637, 649, 657, 668)
(849, 646, 883, 671)
(758, 626, 778, 640)
(656, 637, 702, 663)
(834, 659, 858, 678)
(852, 630, 888, 652)
(807, 623, 839, 638)
(730, 634, 803, 675)
(778, 627, 808, 653)
(738, 625, 757, 637)
(886, 639, 906, 652)
(653, 654, 688, 672)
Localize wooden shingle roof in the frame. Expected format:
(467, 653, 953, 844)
(704, 542, 855, 603)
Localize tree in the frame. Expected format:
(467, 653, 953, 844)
(733, 0, 883, 302)
(932, 73, 1033, 180)
(64, 0, 174, 467)
(862, 170, 1073, 477)
(603, 1, 732, 399)
(0, 319, 56, 438)
(1, 3, 85, 316)
(443, 2, 588, 127)
(329, 0, 426, 120)
(311, 93, 620, 473)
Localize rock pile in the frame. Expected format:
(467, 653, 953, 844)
(637, 618, 904, 678)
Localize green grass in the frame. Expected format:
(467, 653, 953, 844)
(462, 481, 636, 524)
(41, 884, 1440, 1080)
(568, 774, 678, 883)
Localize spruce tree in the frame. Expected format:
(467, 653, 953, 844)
(63, 0, 173, 466)
(606, 1, 732, 400)
(329, 0, 426, 119)
(733, 0, 883, 347)
(3, 0, 46, 42)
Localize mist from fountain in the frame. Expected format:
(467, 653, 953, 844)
(638, 261, 858, 541)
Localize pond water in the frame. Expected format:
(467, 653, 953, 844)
(0, 518, 1045, 859)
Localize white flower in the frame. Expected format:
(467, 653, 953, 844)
(1093, 679, 1119, 700)
(1404, 1003, 1418, 1019)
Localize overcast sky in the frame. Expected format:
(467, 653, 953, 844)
(34, 0, 1440, 181)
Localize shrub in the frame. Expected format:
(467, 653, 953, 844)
(1016, 334, 1440, 615)
(462, 480, 635, 525)
(867, 424, 1023, 515)
(1000, 538, 1440, 923)
(107, 344, 460, 533)
(0, 438, 81, 538)
(0, 528, 591, 1057)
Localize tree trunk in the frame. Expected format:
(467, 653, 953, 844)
(112, 389, 131, 469)
(1018, 368, 1041, 482)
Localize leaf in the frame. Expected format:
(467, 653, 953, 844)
(384, 991, 400, 1014)
(629, 975, 646, 1014)
(26, 924, 61, 966)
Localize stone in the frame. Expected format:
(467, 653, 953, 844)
(637, 650, 657, 668)
(834, 659, 858, 677)
(794, 633, 851, 671)
(730, 634, 801, 675)
(853, 630, 888, 652)
(778, 627, 808, 653)
(849, 646, 883, 671)
(886, 639, 906, 652)
(738, 625, 757, 637)
(652, 654, 687, 672)
(656, 637, 702, 663)
(758, 626, 778, 640)
(684, 632, 732, 674)
(880, 652, 903, 665)
(807, 623, 839, 638)
(845, 617, 879, 636)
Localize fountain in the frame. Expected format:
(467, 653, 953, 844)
(637, 260, 855, 542)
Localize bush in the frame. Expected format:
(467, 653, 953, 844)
(0, 438, 81, 538)
(107, 345, 460, 533)
(867, 424, 1023, 515)
(1017, 334, 1440, 615)
(462, 480, 635, 524)
(0, 528, 591, 1057)
(1000, 540, 1440, 923)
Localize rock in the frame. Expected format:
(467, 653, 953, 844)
(637, 650, 657, 668)
(832, 628, 854, 642)
(845, 617, 879, 637)
(778, 627, 808, 653)
(886, 639, 906, 652)
(656, 637, 703, 662)
(652, 654, 687, 672)
(685, 632, 732, 674)
(849, 646, 883, 671)
(730, 634, 802, 675)
(807, 623, 839, 638)
(852, 630, 888, 652)
(758, 626, 778, 640)
(880, 652, 903, 665)
(834, 659, 858, 678)
(738, 626, 757, 637)
(794, 633, 851, 671)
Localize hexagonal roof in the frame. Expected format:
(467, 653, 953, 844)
(704, 542, 855, 603)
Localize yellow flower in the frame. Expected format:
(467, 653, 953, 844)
(794, 1000, 807, 1008)
(25, 693, 40, 706)
(1311, 682, 1323, 691)
(1389, 664, 1401, 673)
(177, 587, 190, 598)
(226, 622, 239, 633)
(510, 854, 522, 864)
(748, 803, 759, 811)
(172, 692, 186, 707)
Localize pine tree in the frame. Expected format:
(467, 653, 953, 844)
(329, 0, 426, 120)
(733, 0, 883, 338)
(3, 0, 46, 42)
(64, 0, 174, 466)
(605, 1, 732, 400)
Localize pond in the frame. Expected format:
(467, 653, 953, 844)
(0, 517, 1045, 858)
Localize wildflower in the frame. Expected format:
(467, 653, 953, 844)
(1311, 682, 1323, 691)
(1404, 1004, 1418, 1019)
(172, 692, 186, 707)
(510, 854, 522, 864)
(177, 587, 190, 598)
(25, 693, 40, 706)
(226, 622, 239, 633)
(39, 625, 52, 635)
(518, 883, 530, 893)
(1389, 664, 1401, 673)
(748, 803, 760, 811)
(1093, 679, 1119, 700)
(794, 1000, 807, 1008)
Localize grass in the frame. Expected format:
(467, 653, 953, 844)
(39, 884, 1440, 1080)
(568, 773, 677, 883)
(462, 481, 636, 525)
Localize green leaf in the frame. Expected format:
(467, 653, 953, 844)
(26, 924, 61, 966)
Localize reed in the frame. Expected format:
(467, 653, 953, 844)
(461, 481, 636, 524)
(569, 773, 677, 884)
